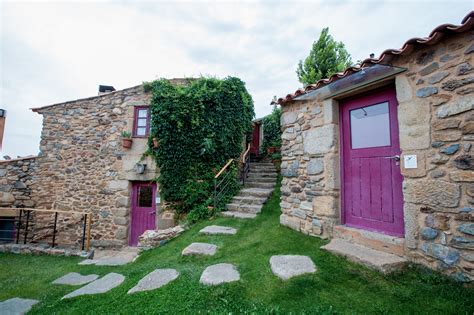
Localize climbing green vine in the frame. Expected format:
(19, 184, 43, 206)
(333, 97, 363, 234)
(144, 77, 254, 221)
(261, 105, 282, 154)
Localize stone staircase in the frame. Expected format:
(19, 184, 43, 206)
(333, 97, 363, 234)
(221, 162, 277, 219)
(321, 225, 408, 274)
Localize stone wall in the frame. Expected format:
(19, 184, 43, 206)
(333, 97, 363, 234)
(395, 33, 473, 281)
(0, 156, 37, 209)
(32, 81, 189, 248)
(32, 85, 150, 247)
(279, 32, 473, 280)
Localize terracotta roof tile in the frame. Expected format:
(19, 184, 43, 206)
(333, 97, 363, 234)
(274, 11, 474, 105)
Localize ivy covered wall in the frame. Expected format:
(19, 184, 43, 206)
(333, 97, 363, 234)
(144, 77, 254, 220)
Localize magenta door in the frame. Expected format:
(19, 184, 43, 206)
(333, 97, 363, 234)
(250, 123, 261, 156)
(341, 88, 404, 236)
(130, 182, 157, 246)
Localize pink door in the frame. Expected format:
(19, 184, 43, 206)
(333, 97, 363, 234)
(341, 88, 404, 237)
(130, 182, 157, 246)
(250, 123, 261, 156)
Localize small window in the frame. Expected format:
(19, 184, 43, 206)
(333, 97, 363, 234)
(350, 102, 390, 149)
(133, 106, 150, 137)
(138, 186, 153, 207)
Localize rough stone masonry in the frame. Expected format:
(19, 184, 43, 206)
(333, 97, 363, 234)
(279, 31, 473, 281)
(0, 79, 191, 249)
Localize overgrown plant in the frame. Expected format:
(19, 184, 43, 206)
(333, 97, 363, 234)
(144, 77, 254, 221)
(261, 105, 282, 154)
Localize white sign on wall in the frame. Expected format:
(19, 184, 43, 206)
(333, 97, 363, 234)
(404, 155, 417, 169)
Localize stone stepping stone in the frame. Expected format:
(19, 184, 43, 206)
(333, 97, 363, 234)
(62, 273, 125, 299)
(220, 211, 257, 219)
(199, 225, 237, 235)
(199, 263, 240, 285)
(79, 251, 138, 266)
(182, 243, 217, 256)
(270, 255, 316, 280)
(128, 269, 179, 294)
(53, 272, 99, 286)
(0, 298, 39, 315)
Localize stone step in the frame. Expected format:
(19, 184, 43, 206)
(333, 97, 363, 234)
(231, 195, 267, 205)
(225, 203, 262, 213)
(333, 225, 405, 257)
(200, 225, 237, 235)
(243, 177, 275, 183)
(250, 167, 276, 172)
(251, 163, 274, 167)
(250, 164, 276, 168)
(238, 188, 274, 198)
(220, 211, 257, 219)
(128, 269, 179, 294)
(244, 181, 275, 189)
(247, 172, 277, 178)
(248, 172, 277, 178)
(321, 239, 407, 274)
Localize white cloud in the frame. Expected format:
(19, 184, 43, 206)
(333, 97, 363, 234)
(1, 0, 472, 157)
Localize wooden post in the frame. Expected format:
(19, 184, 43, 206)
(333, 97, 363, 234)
(85, 213, 92, 252)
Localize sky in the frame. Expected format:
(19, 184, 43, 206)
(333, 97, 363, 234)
(0, 0, 472, 158)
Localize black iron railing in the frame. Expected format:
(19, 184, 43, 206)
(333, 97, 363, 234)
(0, 208, 92, 251)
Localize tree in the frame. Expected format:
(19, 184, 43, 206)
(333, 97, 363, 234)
(296, 27, 352, 86)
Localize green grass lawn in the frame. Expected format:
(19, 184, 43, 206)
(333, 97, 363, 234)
(1, 178, 473, 314)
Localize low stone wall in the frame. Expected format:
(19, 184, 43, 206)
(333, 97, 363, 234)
(0, 156, 37, 209)
(138, 226, 185, 251)
(0, 243, 92, 258)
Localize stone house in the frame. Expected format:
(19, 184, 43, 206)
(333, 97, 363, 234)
(274, 12, 473, 280)
(1, 79, 192, 248)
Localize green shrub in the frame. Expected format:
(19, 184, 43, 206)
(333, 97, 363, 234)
(144, 77, 254, 221)
(270, 152, 281, 160)
(261, 105, 282, 154)
(186, 204, 211, 223)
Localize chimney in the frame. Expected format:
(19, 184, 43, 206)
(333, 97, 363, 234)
(98, 85, 116, 95)
(0, 109, 6, 151)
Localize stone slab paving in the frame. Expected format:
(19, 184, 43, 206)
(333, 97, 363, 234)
(269, 255, 317, 280)
(128, 269, 179, 294)
(199, 225, 237, 235)
(62, 273, 125, 299)
(53, 272, 99, 286)
(79, 248, 139, 266)
(182, 243, 217, 256)
(199, 263, 240, 285)
(220, 211, 257, 219)
(0, 298, 39, 315)
(321, 239, 407, 274)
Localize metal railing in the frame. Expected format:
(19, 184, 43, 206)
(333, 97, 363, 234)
(213, 159, 236, 209)
(0, 207, 92, 251)
(212, 144, 252, 209)
(241, 143, 251, 186)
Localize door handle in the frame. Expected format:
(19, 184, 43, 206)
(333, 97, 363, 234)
(383, 155, 400, 161)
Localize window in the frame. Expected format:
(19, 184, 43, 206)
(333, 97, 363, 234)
(138, 186, 153, 207)
(133, 106, 150, 137)
(350, 102, 391, 149)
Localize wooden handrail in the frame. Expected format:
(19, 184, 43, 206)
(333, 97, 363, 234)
(214, 159, 234, 179)
(0, 207, 89, 215)
(241, 143, 251, 163)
